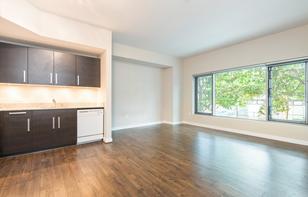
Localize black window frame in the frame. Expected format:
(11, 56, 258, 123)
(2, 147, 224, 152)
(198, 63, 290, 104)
(194, 74, 213, 115)
(194, 59, 308, 126)
(267, 60, 307, 124)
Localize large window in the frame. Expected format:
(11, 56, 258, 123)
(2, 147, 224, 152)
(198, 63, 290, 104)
(269, 62, 306, 122)
(195, 74, 213, 114)
(215, 67, 267, 120)
(194, 60, 308, 125)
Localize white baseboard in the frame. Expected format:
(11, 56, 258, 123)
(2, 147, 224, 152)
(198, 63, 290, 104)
(103, 137, 113, 143)
(111, 120, 308, 146)
(162, 121, 182, 125)
(182, 121, 308, 146)
(112, 121, 183, 131)
(112, 121, 162, 131)
(77, 134, 104, 145)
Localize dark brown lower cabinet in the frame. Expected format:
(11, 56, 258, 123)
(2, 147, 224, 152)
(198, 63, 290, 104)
(54, 109, 77, 147)
(0, 109, 77, 156)
(0, 111, 33, 155)
(32, 110, 57, 150)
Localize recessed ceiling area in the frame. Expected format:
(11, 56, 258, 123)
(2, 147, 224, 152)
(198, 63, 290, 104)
(27, 0, 308, 57)
(0, 18, 104, 56)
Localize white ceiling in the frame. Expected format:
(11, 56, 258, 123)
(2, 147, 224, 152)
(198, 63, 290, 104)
(28, 0, 308, 58)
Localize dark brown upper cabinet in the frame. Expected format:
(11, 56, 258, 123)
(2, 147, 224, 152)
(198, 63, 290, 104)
(54, 52, 76, 86)
(28, 48, 54, 85)
(76, 56, 101, 87)
(0, 41, 101, 87)
(0, 43, 28, 84)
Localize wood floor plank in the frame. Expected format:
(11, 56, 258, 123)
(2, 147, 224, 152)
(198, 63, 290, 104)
(0, 124, 308, 197)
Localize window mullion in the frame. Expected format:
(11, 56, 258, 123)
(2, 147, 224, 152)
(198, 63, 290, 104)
(267, 66, 272, 121)
(212, 74, 215, 116)
(194, 76, 198, 114)
(306, 62, 308, 124)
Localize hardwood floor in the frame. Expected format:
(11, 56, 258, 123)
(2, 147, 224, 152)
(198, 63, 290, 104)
(0, 124, 308, 197)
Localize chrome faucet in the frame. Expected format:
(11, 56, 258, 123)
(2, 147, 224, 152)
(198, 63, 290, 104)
(52, 98, 57, 106)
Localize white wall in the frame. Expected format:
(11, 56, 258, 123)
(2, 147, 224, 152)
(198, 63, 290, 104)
(113, 43, 179, 68)
(162, 68, 173, 122)
(161, 65, 182, 123)
(182, 24, 308, 144)
(171, 64, 182, 123)
(113, 43, 181, 125)
(112, 60, 162, 130)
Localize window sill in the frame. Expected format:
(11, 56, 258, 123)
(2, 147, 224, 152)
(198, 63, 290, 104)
(193, 113, 308, 127)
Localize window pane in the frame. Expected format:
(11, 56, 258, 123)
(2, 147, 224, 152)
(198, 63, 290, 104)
(270, 62, 305, 122)
(196, 75, 212, 113)
(214, 67, 267, 120)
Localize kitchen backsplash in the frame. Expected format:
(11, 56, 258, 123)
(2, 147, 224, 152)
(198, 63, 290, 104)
(0, 84, 103, 104)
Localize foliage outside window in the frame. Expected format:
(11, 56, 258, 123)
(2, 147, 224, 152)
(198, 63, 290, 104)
(214, 67, 267, 120)
(269, 62, 306, 122)
(195, 75, 212, 114)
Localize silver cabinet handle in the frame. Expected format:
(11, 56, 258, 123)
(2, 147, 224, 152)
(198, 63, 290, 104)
(52, 117, 55, 129)
(77, 75, 80, 85)
(27, 118, 30, 132)
(55, 73, 58, 84)
(50, 73, 53, 84)
(58, 116, 61, 129)
(9, 112, 27, 115)
(23, 70, 26, 83)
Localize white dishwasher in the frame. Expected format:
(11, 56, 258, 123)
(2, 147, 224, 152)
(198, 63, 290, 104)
(77, 109, 104, 144)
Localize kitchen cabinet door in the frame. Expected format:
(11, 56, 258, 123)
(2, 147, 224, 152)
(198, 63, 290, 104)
(28, 48, 54, 85)
(32, 110, 57, 150)
(54, 52, 76, 86)
(0, 111, 32, 156)
(76, 56, 100, 87)
(55, 109, 77, 147)
(0, 42, 28, 84)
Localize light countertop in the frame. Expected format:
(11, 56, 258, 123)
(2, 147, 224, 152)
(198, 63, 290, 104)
(0, 103, 104, 111)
